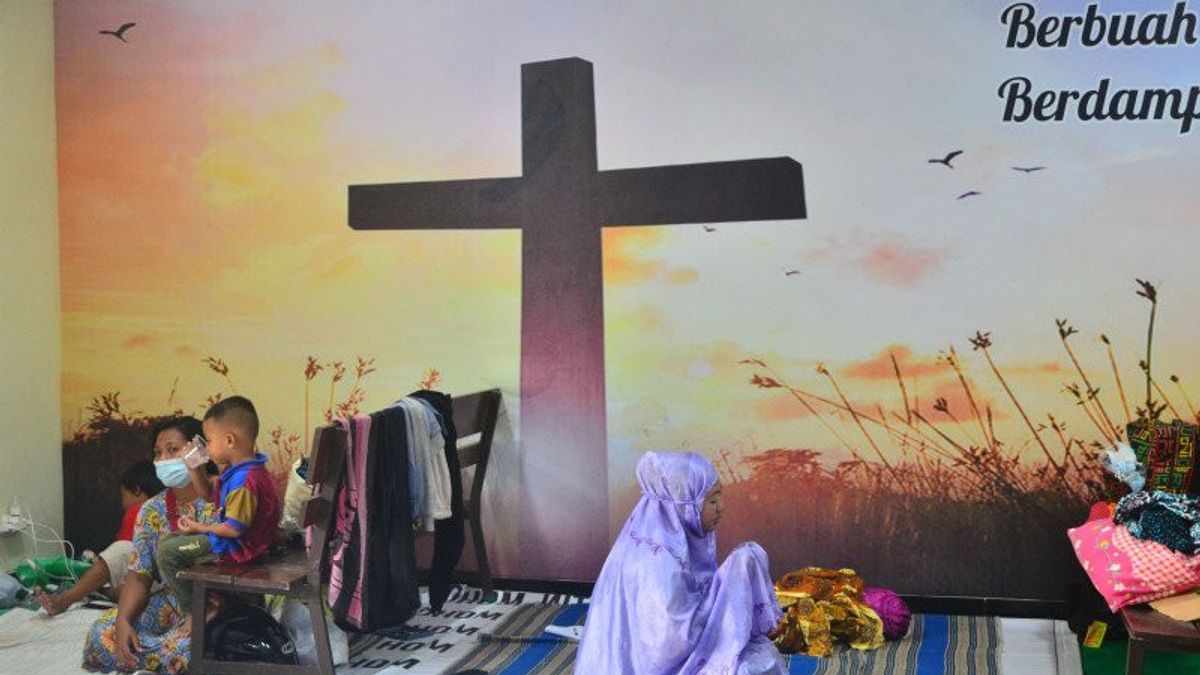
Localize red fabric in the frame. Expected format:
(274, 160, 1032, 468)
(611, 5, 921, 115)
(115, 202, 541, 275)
(164, 488, 180, 532)
(115, 503, 141, 541)
(1087, 501, 1115, 523)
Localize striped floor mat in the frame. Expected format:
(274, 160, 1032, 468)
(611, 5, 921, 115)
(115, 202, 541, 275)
(342, 588, 586, 674)
(786, 614, 1000, 675)
(444, 605, 1001, 675)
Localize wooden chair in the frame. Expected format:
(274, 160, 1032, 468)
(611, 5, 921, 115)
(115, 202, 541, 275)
(1120, 604, 1200, 675)
(182, 424, 347, 675)
(182, 389, 501, 673)
(449, 388, 502, 596)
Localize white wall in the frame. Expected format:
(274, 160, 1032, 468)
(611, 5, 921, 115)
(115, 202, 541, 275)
(0, 0, 62, 569)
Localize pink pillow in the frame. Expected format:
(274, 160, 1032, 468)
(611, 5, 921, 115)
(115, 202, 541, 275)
(1068, 517, 1200, 612)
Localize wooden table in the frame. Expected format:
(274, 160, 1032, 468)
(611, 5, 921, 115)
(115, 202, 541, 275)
(1120, 604, 1200, 675)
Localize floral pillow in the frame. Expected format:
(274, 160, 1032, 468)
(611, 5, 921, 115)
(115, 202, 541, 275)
(1068, 517, 1200, 612)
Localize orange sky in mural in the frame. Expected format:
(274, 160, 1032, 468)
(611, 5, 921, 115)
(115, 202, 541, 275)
(55, 4, 527, 434)
(54, 1, 1200, 481)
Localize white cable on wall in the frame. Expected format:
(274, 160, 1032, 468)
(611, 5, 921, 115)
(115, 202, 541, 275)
(15, 501, 79, 585)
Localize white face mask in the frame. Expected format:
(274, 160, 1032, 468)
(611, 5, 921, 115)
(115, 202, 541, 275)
(154, 458, 191, 488)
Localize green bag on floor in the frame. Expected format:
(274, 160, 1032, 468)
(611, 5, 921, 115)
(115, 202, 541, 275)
(12, 556, 92, 589)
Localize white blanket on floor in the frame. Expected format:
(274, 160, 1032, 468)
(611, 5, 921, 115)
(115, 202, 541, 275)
(0, 607, 100, 674)
(999, 618, 1082, 675)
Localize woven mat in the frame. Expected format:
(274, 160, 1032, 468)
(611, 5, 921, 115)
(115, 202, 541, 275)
(341, 588, 586, 674)
(443, 605, 1001, 675)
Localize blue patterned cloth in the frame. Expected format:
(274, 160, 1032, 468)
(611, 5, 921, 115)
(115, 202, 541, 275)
(1114, 490, 1200, 554)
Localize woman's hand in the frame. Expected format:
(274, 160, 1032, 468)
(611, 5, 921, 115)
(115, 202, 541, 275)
(115, 616, 141, 668)
(177, 515, 206, 534)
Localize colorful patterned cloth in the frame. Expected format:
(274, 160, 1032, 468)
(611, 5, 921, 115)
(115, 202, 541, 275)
(82, 490, 215, 674)
(772, 567, 885, 658)
(1126, 418, 1199, 494)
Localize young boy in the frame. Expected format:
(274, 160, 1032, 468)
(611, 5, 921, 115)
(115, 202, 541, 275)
(156, 395, 281, 624)
(35, 460, 163, 615)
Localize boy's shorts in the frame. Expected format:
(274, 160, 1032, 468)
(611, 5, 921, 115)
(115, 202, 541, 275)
(97, 540, 136, 589)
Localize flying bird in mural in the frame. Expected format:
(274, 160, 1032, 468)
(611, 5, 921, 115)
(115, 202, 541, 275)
(784, 269, 801, 276)
(99, 22, 136, 42)
(928, 150, 963, 168)
(1012, 166, 1046, 173)
(703, 225, 717, 232)
(957, 190, 981, 200)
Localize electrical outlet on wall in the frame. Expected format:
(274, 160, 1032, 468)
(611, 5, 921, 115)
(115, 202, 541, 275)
(0, 496, 26, 535)
(0, 514, 21, 536)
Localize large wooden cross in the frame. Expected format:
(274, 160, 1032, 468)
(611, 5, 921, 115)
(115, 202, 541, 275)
(349, 57, 805, 577)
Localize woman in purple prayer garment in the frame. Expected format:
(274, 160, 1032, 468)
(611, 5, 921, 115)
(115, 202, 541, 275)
(575, 451, 785, 675)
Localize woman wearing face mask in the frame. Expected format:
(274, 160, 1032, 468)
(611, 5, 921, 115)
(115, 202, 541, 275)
(83, 416, 219, 674)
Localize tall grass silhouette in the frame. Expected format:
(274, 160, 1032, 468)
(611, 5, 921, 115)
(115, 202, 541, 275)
(724, 280, 1190, 597)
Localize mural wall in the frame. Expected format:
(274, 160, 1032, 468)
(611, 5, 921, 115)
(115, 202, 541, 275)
(57, 0, 1200, 598)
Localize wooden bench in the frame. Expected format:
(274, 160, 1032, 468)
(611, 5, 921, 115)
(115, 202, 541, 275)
(184, 423, 346, 675)
(181, 389, 501, 674)
(1120, 604, 1200, 675)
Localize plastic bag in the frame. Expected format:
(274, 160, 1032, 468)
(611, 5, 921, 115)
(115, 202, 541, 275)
(0, 573, 22, 609)
(13, 556, 92, 589)
(1103, 442, 1146, 493)
(279, 599, 349, 666)
(280, 457, 311, 534)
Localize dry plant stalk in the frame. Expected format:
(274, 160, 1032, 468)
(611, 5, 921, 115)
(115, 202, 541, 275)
(326, 361, 346, 422)
(1170, 375, 1199, 422)
(203, 356, 237, 394)
(817, 363, 902, 483)
(1136, 279, 1158, 412)
(1148, 371, 1183, 421)
(304, 356, 322, 436)
(420, 368, 442, 390)
(968, 331, 1061, 475)
(1100, 334, 1132, 425)
(941, 347, 993, 448)
(932, 396, 982, 448)
(1063, 382, 1115, 446)
(891, 352, 913, 425)
(1056, 319, 1121, 440)
(746, 369, 865, 464)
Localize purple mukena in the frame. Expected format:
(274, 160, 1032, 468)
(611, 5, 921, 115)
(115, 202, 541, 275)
(576, 451, 785, 674)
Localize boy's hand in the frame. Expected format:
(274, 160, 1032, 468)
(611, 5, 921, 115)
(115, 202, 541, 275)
(177, 515, 205, 534)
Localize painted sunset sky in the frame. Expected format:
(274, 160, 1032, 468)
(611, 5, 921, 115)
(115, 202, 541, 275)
(57, 0, 1200, 514)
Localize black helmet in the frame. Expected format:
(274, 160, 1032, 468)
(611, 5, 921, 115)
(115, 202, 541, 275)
(204, 603, 299, 665)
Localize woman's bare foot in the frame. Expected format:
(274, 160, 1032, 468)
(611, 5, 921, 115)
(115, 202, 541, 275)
(34, 588, 70, 616)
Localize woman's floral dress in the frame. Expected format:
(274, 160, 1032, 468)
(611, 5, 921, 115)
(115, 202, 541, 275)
(82, 490, 216, 673)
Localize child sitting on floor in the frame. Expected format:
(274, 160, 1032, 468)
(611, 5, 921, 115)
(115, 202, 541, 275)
(156, 395, 281, 628)
(35, 460, 163, 615)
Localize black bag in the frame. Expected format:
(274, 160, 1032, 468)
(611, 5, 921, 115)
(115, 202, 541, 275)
(205, 603, 299, 665)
